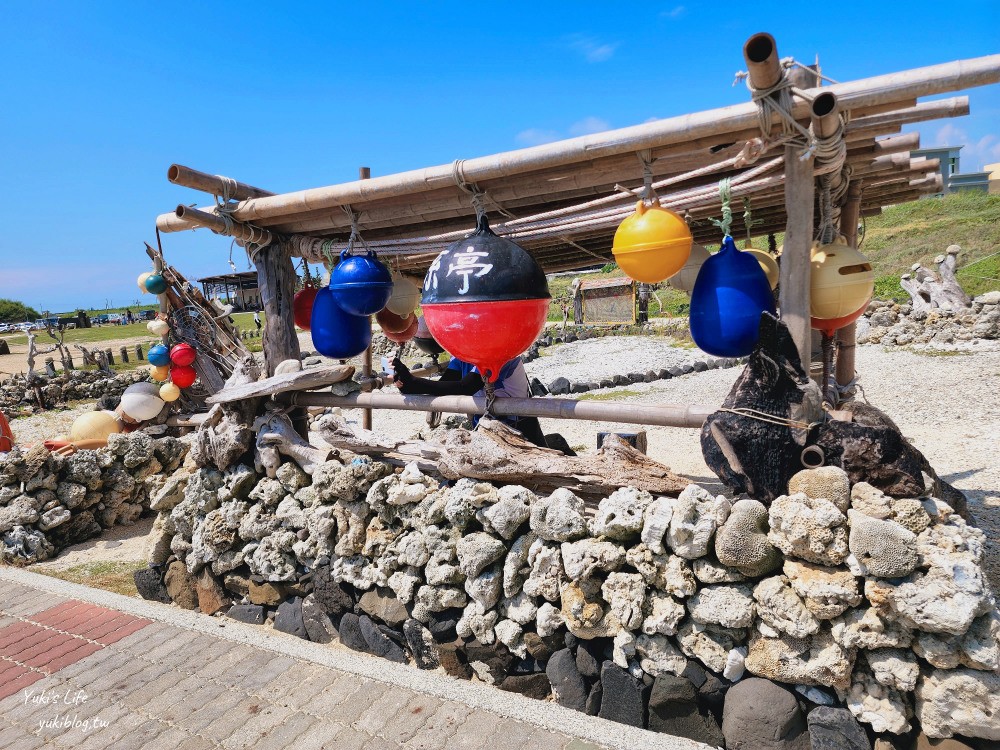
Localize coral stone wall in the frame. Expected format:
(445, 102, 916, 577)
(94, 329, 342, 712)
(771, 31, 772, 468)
(0, 433, 187, 564)
(1, 369, 150, 418)
(142, 453, 1000, 745)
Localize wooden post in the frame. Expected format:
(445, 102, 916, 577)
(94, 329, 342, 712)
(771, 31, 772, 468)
(256, 241, 301, 377)
(835, 179, 864, 399)
(743, 33, 815, 369)
(359, 166, 374, 430)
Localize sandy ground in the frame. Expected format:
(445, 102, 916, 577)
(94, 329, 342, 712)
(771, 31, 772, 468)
(17, 337, 1000, 590)
(30, 516, 156, 572)
(0, 333, 152, 376)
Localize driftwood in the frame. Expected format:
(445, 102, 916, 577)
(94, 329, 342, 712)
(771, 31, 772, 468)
(702, 314, 968, 510)
(315, 414, 688, 499)
(190, 356, 262, 472)
(253, 407, 331, 478)
(206, 363, 355, 405)
(900, 245, 973, 312)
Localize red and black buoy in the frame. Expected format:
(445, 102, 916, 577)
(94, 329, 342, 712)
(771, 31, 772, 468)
(421, 214, 550, 382)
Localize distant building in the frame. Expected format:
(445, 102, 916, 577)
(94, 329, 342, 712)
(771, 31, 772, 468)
(199, 272, 261, 311)
(911, 146, 963, 197)
(985, 162, 1000, 194)
(911, 146, 989, 195)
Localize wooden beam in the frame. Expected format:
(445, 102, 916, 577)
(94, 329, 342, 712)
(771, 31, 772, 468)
(359, 165, 374, 431)
(168, 164, 275, 200)
(256, 241, 300, 377)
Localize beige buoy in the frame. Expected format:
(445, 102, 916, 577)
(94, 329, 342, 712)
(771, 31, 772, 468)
(70, 410, 121, 442)
(743, 247, 780, 290)
(137, 272, 153, 293)
(150, 365, 170, 382)
(667, 243, 711, 293)
(385, 273, 421, 316)
(159, 382, 181, 402)
(147, 319, 169, 336)
(809, 239, 875, 320)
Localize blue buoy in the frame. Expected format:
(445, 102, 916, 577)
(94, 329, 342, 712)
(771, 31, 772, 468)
(310, 285, 372, 358)
(147, 344, 170, 367)
(329, 250, 393, 316)
(689, 236, 776, 357)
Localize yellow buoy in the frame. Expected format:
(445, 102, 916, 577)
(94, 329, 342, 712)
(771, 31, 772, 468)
(613, 201, 692, 283)
(809, 239, 875, 320)
(743, 247, 780, 290)
(667, 243, 711, 293)
(150, 365, 170, 382)
(159, 382, 181, 402)
(70, 410, 121, 442)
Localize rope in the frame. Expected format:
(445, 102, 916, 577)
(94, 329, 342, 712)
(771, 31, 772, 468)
(717, 406, 823, 431)
(742, 197, 763, 244)
(734, 57, 816, 160)
(483, 380, 497, 419)
(638, 150, 655, 202)
(709, 178, 734, 237)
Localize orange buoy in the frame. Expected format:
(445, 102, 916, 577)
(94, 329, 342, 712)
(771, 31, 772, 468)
(613, 200, 692, 283)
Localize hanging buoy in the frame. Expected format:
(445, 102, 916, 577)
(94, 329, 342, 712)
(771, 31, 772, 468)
(70, 410, 121, 442)
(144, 274, 168, 295)
(159, 382, 181, 402)
(170, 365, 197, 389)
(742, 247, 780, 290)
(376, 307, 412, 334)
(147, 344, 170, 367)
(137, 272, 153, 293)
(421, 214, 550, 382)
(689, 236, 776, 357)
(384, 314, 418, 344)
(310, 286, 372, 358)
(330, 249, 393, 316)
(613, 200, 692, 283)
(385, 273, 421, 316)
(413, 316, 445, 356)
(149, 365, 170, 382)
(147, 319, 169, 336)
(810, 239, 874, 335)
(169, 343, 197, 367)
(667, 243, 711, 293)
(119, 383, 165, 422)
(293, 282, 318, 330)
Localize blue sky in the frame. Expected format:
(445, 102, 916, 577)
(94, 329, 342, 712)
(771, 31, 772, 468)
(0, 1, 998, 313)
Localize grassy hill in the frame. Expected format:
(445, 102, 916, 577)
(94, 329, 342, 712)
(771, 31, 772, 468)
(546, 190, 1000, 315)
(860, 190, 1000, 301)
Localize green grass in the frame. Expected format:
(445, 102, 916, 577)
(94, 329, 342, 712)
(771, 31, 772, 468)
(35, 560, 146, 596)
(911, 348, 971, 358)
(2, 322, 155, 346)
(578, 388, 642, 401)
(860, 191, 1000, 300)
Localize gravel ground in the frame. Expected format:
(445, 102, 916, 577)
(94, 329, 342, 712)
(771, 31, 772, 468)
(524, 337, 703, 384)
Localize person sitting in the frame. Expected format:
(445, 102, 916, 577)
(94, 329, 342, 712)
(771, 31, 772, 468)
(391, 355, 547, 447)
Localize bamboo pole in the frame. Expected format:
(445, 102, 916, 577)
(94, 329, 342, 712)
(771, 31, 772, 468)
(282, 391, 714, 429)
(172, 205, 274, 246)
(167, 165, 274, 200)
(161, 53, 1000, 227)
(359, 166, 374, 431)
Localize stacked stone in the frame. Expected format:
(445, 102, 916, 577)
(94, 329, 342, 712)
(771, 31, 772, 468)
(142, 455, 1000, 746)
(0, 369, 149, 417)
(0, 432, 187, 564)
(858, 291, 1000, 347)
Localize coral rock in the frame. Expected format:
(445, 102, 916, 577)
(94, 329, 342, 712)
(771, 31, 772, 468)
(560, 539, 625, 581)
(783, 560, 861, 620)
(686, 584, 755, 629)
(768, 493, 849, 566)
(640, 496, 673, 554)
(677, 621, 747, 673)
(846, 660, 912, 735)
(715, 499, 782, 577)
(479, 485, 533, 540)
(635, 633, 687, 677)
(589, 487, 652, 541)
(667, 485, 731, 560)
(529, 488, 588, 542)
(753, 575, 821, 638)
(788, 466, 850, 512)
(847, 510, 917, 578)
(915, 667, 1000, 740)
(745, 626, 854, 690)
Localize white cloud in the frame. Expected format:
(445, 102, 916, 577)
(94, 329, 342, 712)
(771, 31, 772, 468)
(932, 123, 1000, 171)
(516, 117, 613, 147)
(516, 128, 561, 146)
(569, 116, 611, 136)
(564, 34, 618, 63)
(660, 5, 686, 18)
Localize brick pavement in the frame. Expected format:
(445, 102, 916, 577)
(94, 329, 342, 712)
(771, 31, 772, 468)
(0, 567, 710, 750)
